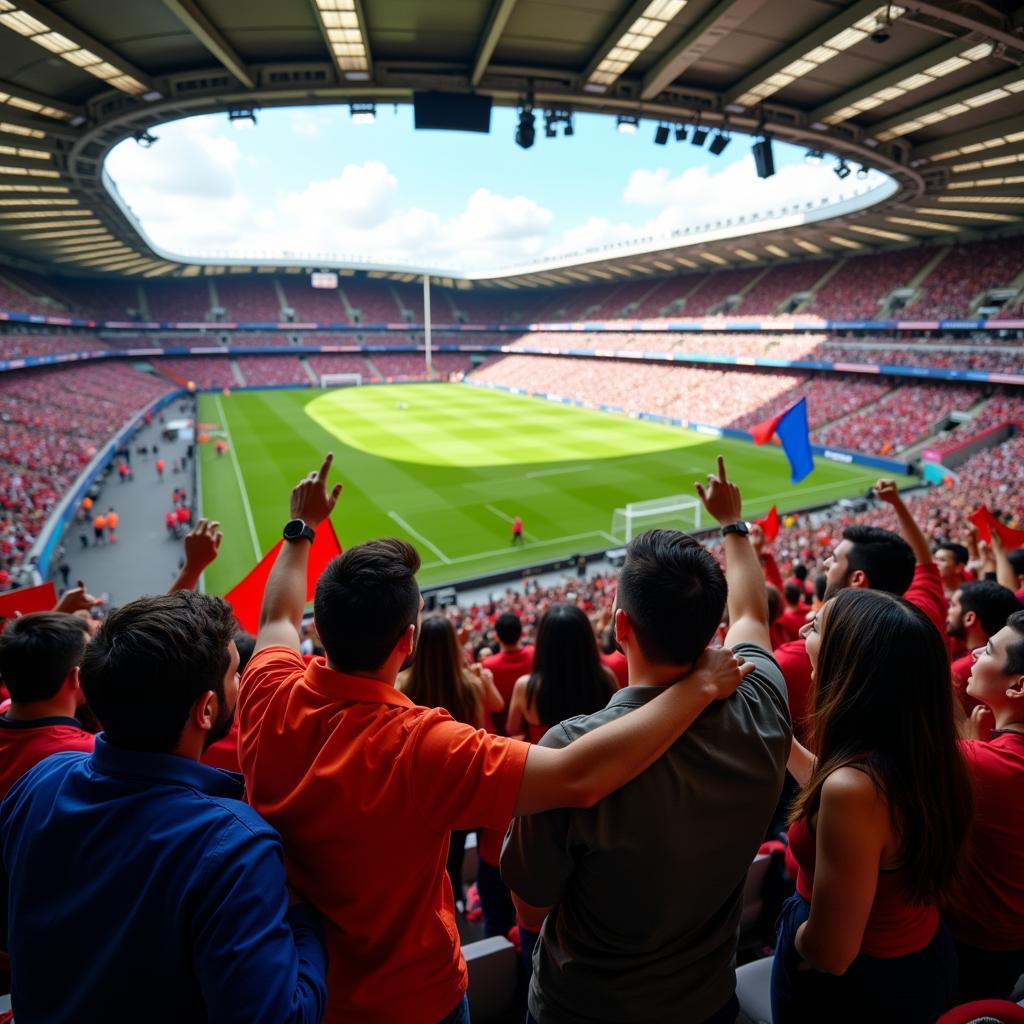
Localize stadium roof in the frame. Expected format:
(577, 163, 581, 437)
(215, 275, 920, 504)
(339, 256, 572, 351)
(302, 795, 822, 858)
(0, 0, 1022, 288)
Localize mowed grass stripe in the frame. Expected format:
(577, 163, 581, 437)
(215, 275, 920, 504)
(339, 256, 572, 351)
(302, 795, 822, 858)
(200, 384, 890, 591)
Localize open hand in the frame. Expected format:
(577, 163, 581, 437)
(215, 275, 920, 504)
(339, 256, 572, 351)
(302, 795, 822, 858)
(54, 579, 104, 615)
(690, 644, 754, 701)
(873, 479, 901, 506)
(695, 455, 743, 525)
(967, 704, 995, 742)
(291, 452, 343, 527)
(183, 518, 222, 572)
(749, 521, 766, 555)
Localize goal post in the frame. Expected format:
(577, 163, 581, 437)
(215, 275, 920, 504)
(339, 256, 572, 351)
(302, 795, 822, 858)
(611, 494, 703, 543)
(319, 372, 363, 389)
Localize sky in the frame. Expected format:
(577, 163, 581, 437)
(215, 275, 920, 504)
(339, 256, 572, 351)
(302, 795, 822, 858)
(104, 104, 888, 273)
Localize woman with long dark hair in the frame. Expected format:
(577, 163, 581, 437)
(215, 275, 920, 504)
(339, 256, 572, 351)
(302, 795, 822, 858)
(398, 613, 503, 906)
(506, 603, 617, 742)
(774, 587, 972, 1023)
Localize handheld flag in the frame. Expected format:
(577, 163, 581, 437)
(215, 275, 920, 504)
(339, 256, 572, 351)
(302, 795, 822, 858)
(755, 506, 780, 543)
(224, 520, 342, 634)
(969, 504, 1024, 552)
(750, 398, 814, 484)
(0, 581, 57, 625)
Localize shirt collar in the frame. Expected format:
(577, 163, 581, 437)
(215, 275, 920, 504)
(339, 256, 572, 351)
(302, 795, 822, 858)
(90, 734, 244, 799)
(0, 713, 86, 731)
(606, 684, 668, 709)
(303, 656, 415, 708)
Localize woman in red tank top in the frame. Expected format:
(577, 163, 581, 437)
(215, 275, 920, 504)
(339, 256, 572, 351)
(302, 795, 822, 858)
(773, 588, 973, 1024)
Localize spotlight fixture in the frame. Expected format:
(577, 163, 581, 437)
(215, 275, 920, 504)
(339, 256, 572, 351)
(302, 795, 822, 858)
(708, 131, 731, 156)
(675, 124, 687, 142)
(654, 123, 670, 145)
(691, 124, 708, 147)
(616, 114, 639, 134)
(516, 99, 536, 149)
(228, 108, 258, 127)
(804, 149, 825, 165)
(543, 108, 574, 138)
(752, 136, 775, 179)
(132, 129, 158, 148)
(871, 4, 894, 43)
(350, 103, 376, 125)
(856, 164, 869, 179)
(834, 159, 851, 179)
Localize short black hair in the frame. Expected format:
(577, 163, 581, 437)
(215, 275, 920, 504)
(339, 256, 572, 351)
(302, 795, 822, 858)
(234, 631, 256, 675)
(936, 542, 969, 566)
(1005, 610, 1024, 676)
(80, 591, 236, 753)
(1008, 549, 1024, 578)
(0, 612, 90, 703)
(814, 572, 827, 602)
(842, 525, 915, 596)
(314, 538, 421, 673)
(958, 581, 1022, 639)
(494, 613, 522, 645)
(617, 529, 727, 665)
(783, 581, 803, 606)
(792, 563, 808, 582)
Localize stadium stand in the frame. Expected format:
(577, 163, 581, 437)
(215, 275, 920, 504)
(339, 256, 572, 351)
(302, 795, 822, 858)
(808, 247, 937, 320)
(279, 280, 350, 322)
(343, 279, 405, 322)
(733, 376, 892, 432)
(738, 261, 831, 314)
(155, 357, 237, 390)
(911, 237, 1024, 319)
(215, 277, 283, 321)
(144, 278, 212, 322)
(682, 268, 762, 315)
(234, 356, 308, 387)
(55, 279, 143, 321)
(304, 354, 373, 379)
(0, 334, 109, 357)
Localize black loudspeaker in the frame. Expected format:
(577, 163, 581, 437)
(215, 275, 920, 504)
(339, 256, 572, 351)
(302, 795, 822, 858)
(752, 137, 775, 179)
(414, 91, 492, 133)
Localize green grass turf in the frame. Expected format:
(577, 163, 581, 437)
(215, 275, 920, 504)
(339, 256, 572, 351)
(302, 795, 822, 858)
(198, 383, 894, 593)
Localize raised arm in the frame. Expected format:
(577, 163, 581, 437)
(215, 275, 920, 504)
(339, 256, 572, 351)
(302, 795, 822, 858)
(874, 479, 931, 566)
(696, 455, 771, 651)
(255, 454, 342, 654)
(53, 579, 103, 614)
(989, 528, 1019, 593)
(169, 519, 223, 592)
(513, 646, 752, 815)
(469, 663, 505, 713)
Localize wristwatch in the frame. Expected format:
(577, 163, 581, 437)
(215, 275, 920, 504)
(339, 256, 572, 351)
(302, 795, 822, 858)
(721, 520, 751, 538)
(283, 518, 316, 543)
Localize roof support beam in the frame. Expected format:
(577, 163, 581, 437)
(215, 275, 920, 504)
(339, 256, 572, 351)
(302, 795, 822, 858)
(868, 67, 1024, 140)
(0, 78, 81, 122)
(471, 0, 519, 87)
(809, 35, 993, 125)
(160, 0, 255, 89)
(581, 0, 651, 84)
(641, 0, 768, 100)
(723, 0, 882, 107)
(915, 115, 1024, 160)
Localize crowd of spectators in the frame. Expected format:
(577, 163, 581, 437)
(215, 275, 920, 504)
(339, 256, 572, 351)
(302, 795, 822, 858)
(924, 394, 1024, 459)
(214, 277, 283, 322)
(155, 357, 237, 391)
(0, 334, 112, 359)
(911, 237, 1024, 320)
(738, 261, 831, 315)
(233, 356, 309, 387)
(808, 247, 936, 320)
(733, 376, 892, 433)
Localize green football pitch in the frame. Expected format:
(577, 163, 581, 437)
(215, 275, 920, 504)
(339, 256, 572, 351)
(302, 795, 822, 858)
(197, 383, 890, 593)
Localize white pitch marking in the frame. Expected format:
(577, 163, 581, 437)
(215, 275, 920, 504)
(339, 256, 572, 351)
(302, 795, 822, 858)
(214, 394, 261, 562)
(387, 511, 451, 564)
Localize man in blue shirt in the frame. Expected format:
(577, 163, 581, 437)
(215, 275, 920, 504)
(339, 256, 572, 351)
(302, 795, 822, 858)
(0, 590, 327, 1024)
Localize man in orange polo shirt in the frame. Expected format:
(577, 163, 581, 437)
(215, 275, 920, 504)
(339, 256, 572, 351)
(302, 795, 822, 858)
(239, 453, 754, 1024)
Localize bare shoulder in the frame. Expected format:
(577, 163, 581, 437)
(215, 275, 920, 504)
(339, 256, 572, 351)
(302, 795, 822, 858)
(821, 765, 887, 817)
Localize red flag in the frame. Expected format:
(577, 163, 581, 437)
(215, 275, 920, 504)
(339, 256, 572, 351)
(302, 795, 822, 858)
(224, 520, 342, 634)
(969, 504, 1024, 552)
(756, 506, 780, 543)
(0, 581, 57, 626)
(750, 411, 784, 446)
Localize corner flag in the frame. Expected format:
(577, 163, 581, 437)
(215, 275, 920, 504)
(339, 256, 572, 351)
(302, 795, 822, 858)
(750, 397, 814, 484)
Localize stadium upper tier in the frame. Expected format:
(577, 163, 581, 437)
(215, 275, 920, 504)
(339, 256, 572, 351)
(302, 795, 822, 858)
(2, 236, 1023, 326)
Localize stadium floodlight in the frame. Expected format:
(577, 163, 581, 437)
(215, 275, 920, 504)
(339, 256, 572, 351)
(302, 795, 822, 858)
(616, 115, 639, 134)
(132, 129, 158, 148)
(654, 123, 670, 145)
(856, 164, 869, 179)
(350, 103, 376, 124)
(675, 124, 687, 142)
(515, 104, 536, 149)
(752, 136, 775, 178)
(804, 148, 824, 164)
(543, 108, 574, 138)
(834, 159, 851, 179)
(708, 131, 730, 155)
(228, 108, 258, 127)
(690, 124, 708, 146)
(733, 4, 907, 107)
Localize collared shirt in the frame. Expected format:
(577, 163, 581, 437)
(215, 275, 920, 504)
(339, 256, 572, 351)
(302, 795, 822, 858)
(501, 643, 791, 1024)
(0, 735, 327, 1024)
(0, 713, 94, 801)
(238, 646, 530, 1024)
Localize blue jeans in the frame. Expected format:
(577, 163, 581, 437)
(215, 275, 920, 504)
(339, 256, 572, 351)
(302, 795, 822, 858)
(439, 993, 470, 1024)
(771, 892, 957, 1024)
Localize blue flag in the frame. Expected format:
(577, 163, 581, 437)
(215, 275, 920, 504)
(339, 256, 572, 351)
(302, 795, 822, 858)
(774, 397, 814, 483)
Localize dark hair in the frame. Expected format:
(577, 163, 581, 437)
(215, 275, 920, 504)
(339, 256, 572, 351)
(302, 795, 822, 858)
(80, 591, 236, 753)
(792, 589, 972, 904)
(495, 612, 523, 646)
(841, 525, 915, 595)
(401, 614, 481, 725)
(1008, 549, 1024, 578)
(766, 584, 782, 625)
(814, 572, 827, 602)
(957, 581, 1022, 639)
(234, 631, 256, 675)
(314, 538, 421, 673)
(793, 563, 808, 582)
(1006, 610, 1024, 676)
(783, 581, 803, 606)
(527, 604, 612, 727)
(0, 612, 90, 703)
(617, 529, 727, 665)
(935, 542, 969, 566)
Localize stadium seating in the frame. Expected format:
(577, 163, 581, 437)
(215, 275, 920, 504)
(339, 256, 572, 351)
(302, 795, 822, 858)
(911, 237, 1024, 319)
(279, 281, 351, 322)
(156, 357, 237, 390)
(734, 376, 892, 432)
(809, 247, 936, 320)
(738, 261, 831, 314)
(145, 278, 213, 321)
(343, 279, 405, 322)
(54, 279, 144, 321)
(0, 334, 110, 357)
(214, 277, 283, 321)
(304, 354, 373, 380)
(234, 356, 309, 387)
(683, 268, 762, 316)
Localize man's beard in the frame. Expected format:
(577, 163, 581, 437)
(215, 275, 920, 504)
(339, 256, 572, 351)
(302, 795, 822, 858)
(203, 698, 235, 750)
(822, 576, 847, 603)
(947, 620, 965, 640)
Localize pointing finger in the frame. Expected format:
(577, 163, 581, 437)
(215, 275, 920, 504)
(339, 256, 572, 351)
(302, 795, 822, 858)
(318, 451, 334, 482)
(717, 454, 726, 481)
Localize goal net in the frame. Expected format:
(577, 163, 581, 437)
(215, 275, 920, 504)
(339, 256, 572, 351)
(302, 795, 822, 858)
(319, 372, 363, 389)
(611, 494, 703, 543)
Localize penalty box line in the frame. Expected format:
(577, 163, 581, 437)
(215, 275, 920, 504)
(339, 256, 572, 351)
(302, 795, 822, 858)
(419, 528, 619, 572)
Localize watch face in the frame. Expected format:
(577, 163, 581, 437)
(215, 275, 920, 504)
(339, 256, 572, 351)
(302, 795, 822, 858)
(283, 519, 304, 539)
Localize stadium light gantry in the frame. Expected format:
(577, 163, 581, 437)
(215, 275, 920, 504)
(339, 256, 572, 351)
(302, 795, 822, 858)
(616, 115, 639, 135)
(708, 131, 730, 156)
(132, 129, 158, 148)
(515, 104, 535, 149)
(228, 108, 257, 127)
(834, 159, 851, 179)
(654, 123, 669, 145)
(350, 103, 376, 124)
(690, 123, 708, 147)
(674, 124, 687, 142)
(804, 149, 824, 165)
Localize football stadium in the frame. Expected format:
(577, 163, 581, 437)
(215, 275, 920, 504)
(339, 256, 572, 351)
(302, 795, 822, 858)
(0, 2, 1023, 1022)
